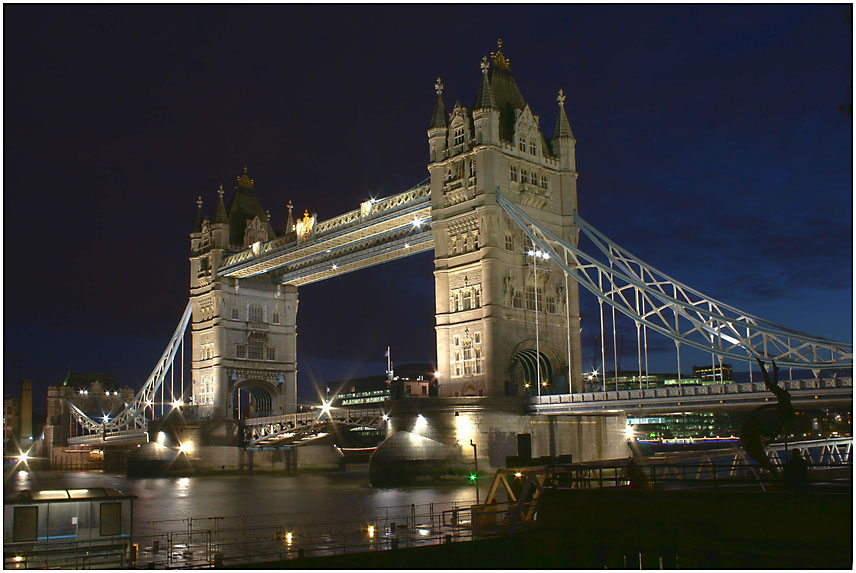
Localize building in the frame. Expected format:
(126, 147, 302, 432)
(4, 395, 19, 446)
(328, 363, 436, 408)
(427, 40, 582, 397)
(189, 171, 298, 420)
(4, 379, 33, 448)
(692, 363, 733, 383)
(42, 372, 135, 466)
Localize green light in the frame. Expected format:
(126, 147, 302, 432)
(469, 473, 477, 483)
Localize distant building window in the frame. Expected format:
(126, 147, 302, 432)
(523, 236, 533, 252)
(236, 344, 247, 359)
(519, 139, 526, 152)
(454, 126, 465, 146)
(266, 347, 276, 361)
(472, 231, 480, 250)
(512, 290, 522, 309)
(510, 164, 518, 182)
(273, 312, 280, 324)
(231, 307, 239, 320)
(248, 341, 264, 360)
(541, 174, 548, 189)
(529, 139, 536, 155)
(546, 296, 557, 314)
(505, 234, 514, 251)
(248, 304, 264, 323)
(521, 169, 528, 184)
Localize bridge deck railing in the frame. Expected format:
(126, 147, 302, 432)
(529, 377, 852, 407)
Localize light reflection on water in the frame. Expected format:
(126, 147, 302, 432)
(6, 467, 478, 525)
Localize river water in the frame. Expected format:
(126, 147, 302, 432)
(7, 465, 478, 527)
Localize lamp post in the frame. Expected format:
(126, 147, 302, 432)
(470, 439, 479, 504)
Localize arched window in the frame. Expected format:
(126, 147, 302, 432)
(248, 303, 264, 323)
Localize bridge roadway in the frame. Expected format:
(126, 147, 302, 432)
(65, 380, 850, 446)
(245, 408, 385, 447)
(529, 377, 853, 415)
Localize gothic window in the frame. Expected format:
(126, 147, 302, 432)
(510, 164, 518, 182)
(525, 287, 543, 311)
(474, 332, 481, 344)
(547, 296, 557, 314)
(523, 236, 533, 252)
(475, 347, 483, 374)
(236, 344, 247, 359)
(505, 234, 514, 251)
(541, 174, 548, 189)
(453, 335, 461, 347)
(529, 139, 536, 155)
(512, 290, 523, 309)
(454, 126, 465, 146)
(248, 341, 264, 360)
(521, 169, 528, 184)
(266, 347, 276, 361)
(519, 139, 526, 152)
(231, 307, 239, 320)
(273, 312, 280, 324)
(470, 158, 476, 182)
(248, 303, 264, 323)
(450, 285, 482, 313)
(472, 230, 480, 250)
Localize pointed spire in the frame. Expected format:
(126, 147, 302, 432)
(192, 196, 204, 232)
(474, 56, 498, 110)
(429, 77, 447, 129)
(214, 184, 229, 223)
(553, 89, 574, 140)
(285, 200, 295, 234)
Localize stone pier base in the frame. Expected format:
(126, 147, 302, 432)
(127, 418, 344, 475)
(369, 397, 627, 486)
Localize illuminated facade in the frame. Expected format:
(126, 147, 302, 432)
(189, 169, 298, 419)
(428, 41, 583, 396)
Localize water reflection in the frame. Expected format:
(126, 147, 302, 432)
(6, 466, 477, 527)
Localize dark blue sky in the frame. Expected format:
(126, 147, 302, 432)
(4, 5, 852, 410)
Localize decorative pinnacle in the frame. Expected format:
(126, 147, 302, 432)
(196, 196, 203, 208)
(434, 77, 443, 95)
(557, 88, 566, 106)
(480, 56, 490, 75)
(266, 210, 271, 222)
(286, 200, 293, 214)
(491, 38, 510, 69)
(217, 184, 224, 199)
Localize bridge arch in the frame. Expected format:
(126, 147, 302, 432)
(506, 342, 563, 396)
(233, 378, 279, 419)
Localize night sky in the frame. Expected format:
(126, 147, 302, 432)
(4, 5, 852, 412)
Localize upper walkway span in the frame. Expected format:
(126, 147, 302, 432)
(217, 182, 432, 286)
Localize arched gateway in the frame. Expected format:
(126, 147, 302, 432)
(187, 42, 582, 419)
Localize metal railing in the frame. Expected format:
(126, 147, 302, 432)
(127, 500, 476, 568)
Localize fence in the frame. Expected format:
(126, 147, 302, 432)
(128, 500, 477, 568)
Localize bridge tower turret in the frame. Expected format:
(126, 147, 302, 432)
(428, 40, 584, 397)
(188, 167, 298, 420)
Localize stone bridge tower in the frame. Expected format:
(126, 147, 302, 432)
(428, 41, 583, 397)
(189, 168, 298, 419)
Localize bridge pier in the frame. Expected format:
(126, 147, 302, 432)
(369, 397, 627, 486)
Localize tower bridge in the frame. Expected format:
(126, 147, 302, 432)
(63, 42, 852, 479)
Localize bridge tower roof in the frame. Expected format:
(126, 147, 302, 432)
(226, 166, 276, 246)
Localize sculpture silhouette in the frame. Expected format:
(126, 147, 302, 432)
(738, 359, 795, 479)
